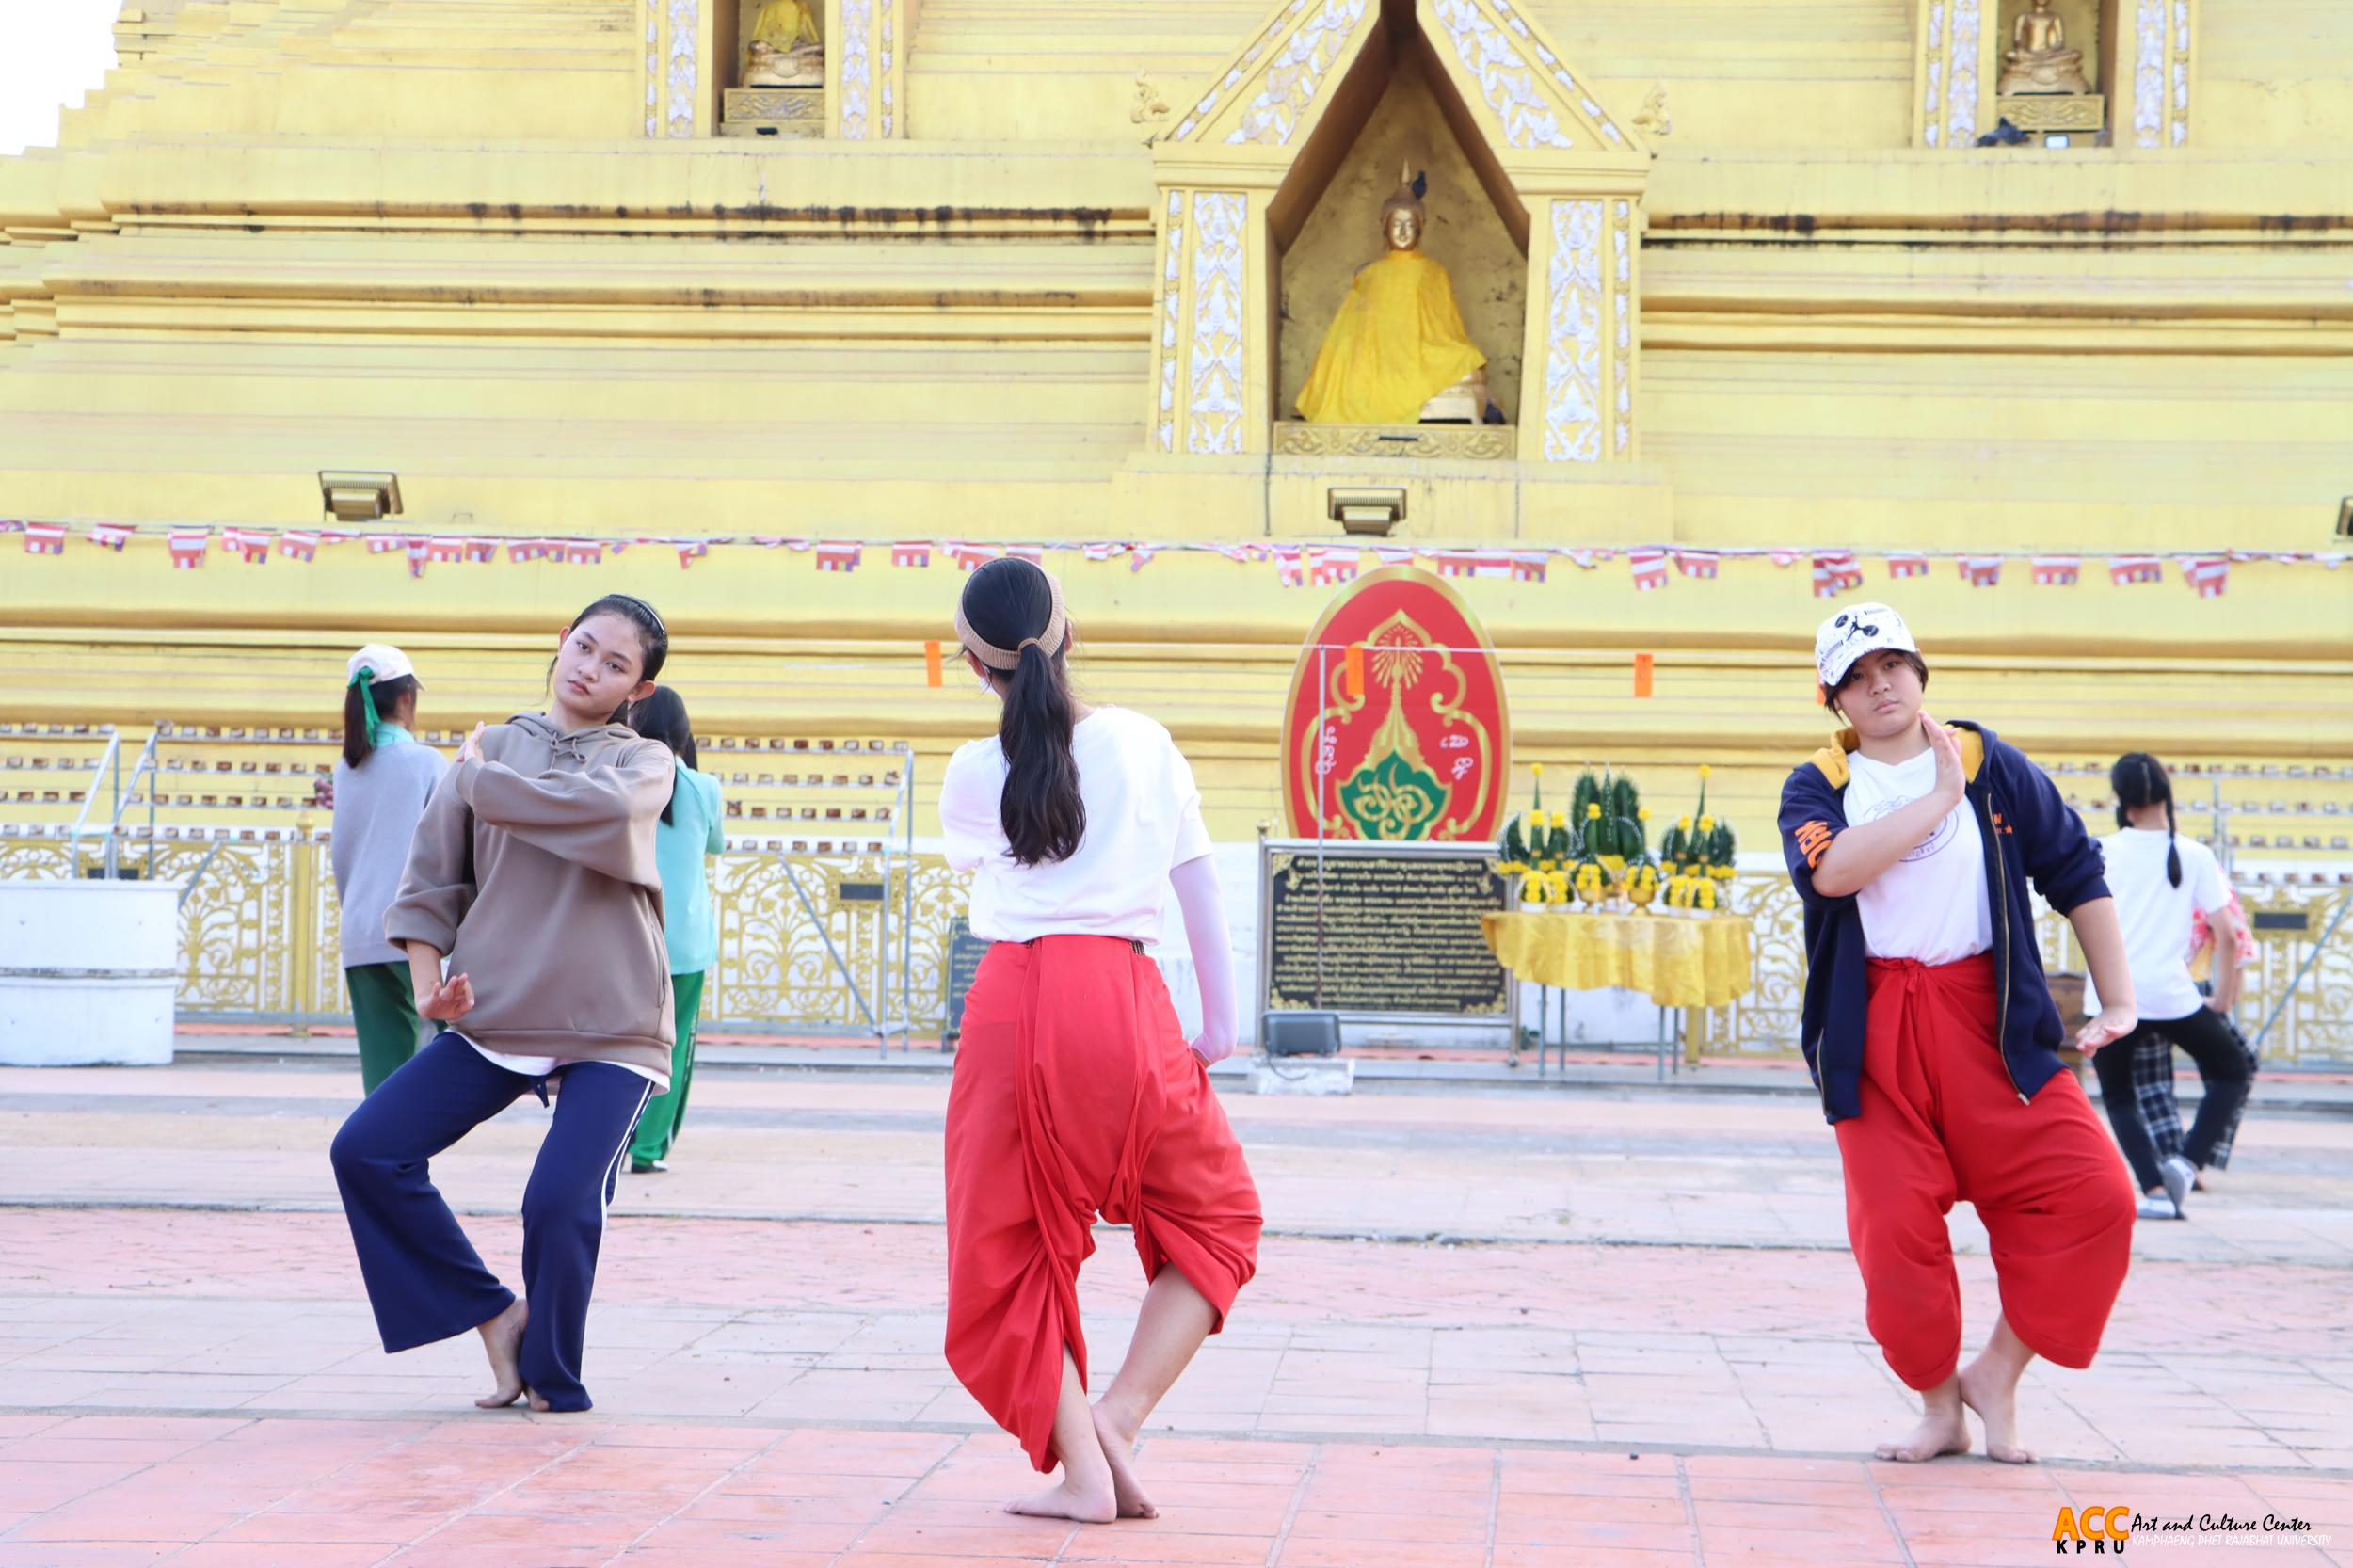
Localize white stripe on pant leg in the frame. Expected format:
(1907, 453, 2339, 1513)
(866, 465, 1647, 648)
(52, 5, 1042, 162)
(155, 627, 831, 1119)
(598, 1080, 656, 1226)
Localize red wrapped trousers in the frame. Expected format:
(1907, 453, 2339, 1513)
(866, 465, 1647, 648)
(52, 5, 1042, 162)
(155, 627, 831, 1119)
(945, 936, 1262, 1472)
(1837, 954, 2136, 1390)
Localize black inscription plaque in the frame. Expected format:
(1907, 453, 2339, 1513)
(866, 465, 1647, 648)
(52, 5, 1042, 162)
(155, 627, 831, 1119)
(1261, 840, 1511, 1020)
(942, 917, 993, 1041)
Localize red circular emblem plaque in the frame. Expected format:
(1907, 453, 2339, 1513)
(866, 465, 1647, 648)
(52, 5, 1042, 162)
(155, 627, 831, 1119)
(1278, 566, 1513, 841)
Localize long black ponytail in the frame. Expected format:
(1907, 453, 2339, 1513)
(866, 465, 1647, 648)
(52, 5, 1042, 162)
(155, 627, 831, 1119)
(957, 557, 1085, 866)
(342, 675, 418, 769)
(2111, 750, 2181, 888)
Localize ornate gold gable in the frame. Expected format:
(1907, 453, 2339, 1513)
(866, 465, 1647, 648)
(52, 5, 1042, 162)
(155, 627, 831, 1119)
(1145, 0, 1649, 465)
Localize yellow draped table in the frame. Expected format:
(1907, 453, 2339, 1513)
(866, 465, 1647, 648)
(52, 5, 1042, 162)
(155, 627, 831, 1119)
(1480, 909, 1755, 1075)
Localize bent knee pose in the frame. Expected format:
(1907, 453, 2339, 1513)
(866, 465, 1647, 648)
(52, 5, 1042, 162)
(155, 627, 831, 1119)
(1781, 604, 2139, 1464)
(330, 594, 678, 1414)
(937, 558, 1262, 1525)
(2089, 752, 2254, 1219)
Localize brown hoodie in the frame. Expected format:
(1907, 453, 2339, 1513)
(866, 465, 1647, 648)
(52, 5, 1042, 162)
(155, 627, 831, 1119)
(385, 713, 676, 1076)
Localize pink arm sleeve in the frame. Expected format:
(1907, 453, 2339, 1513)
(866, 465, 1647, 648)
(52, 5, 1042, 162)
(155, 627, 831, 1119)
(1171, 853, 1238, 1059)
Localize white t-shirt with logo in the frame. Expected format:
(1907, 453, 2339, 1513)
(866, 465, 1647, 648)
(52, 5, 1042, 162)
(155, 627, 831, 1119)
(940, 705, 1213, 945)
(2087, 828, 2228, 1021)
(1842, 746, 1993, 965)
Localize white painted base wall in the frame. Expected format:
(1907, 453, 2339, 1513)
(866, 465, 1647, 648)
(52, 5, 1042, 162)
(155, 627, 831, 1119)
(0, 880, 182, 1066)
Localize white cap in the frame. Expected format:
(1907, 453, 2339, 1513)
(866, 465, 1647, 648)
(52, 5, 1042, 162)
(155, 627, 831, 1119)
(1815, 602, 1918, 690)
(346, 643, 422, 689)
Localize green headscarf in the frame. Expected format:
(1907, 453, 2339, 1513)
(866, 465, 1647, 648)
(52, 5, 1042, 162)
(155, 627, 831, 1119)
(348, 664, 385, 745)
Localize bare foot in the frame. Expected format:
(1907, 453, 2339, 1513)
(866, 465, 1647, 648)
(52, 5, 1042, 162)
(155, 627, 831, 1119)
(473, 1299, 527, 1410)
(1091, 1402, 1157, 1520)
(1874, 1403, 1971, 1463)
(1959, 1362, 2036, 1464)
(527, 1391, 553, 1414)
(1005, 1472, 1117, 1526)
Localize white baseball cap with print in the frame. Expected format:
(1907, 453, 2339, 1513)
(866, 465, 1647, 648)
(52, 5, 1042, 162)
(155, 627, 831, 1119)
(1814, 602, 1918, 690)
(346, 643, 423, 688)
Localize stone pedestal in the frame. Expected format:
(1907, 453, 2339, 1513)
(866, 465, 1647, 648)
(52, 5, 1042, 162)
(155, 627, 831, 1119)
(1250, 1056, 1356, 1096)
(0, 879, 182, 1065)
(1996, 92, 2105, 140)
(721, 87, 825, 138)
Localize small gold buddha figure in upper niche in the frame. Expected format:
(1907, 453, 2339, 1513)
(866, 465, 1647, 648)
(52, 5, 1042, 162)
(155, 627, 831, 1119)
(1998, 0, 2092, 94)
(1297, 167, 1492, 426)
(744, 0, 824, 87)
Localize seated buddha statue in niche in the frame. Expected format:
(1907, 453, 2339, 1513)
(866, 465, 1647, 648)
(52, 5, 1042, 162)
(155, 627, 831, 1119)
(744, 0, 823, 87)
(1998, 0, 2091, 94)
(1296, 167, 1492, 426)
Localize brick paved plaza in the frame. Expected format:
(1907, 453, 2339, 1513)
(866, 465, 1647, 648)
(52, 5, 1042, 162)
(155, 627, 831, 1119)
(2, 1056, 2349, 1566)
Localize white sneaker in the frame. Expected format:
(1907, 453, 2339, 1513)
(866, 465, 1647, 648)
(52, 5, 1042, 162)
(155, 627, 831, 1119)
(2159, 1154, 2196, 1216)
(2137, 1192, 2183, 1221)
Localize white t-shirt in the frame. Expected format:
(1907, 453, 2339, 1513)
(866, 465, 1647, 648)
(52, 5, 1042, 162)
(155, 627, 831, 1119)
(939, 705, 1213, 945)
(459, 1034, 668, 1092)
(1842, 746, 1993, 965)
(2087, 828, 2228, 1021)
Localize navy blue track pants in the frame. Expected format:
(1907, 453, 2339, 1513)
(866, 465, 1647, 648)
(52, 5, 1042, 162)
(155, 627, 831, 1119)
(329, 1031, 654, 1412)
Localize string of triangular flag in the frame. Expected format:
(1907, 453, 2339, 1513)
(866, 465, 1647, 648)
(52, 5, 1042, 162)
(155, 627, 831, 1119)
(1, 519, 2341, 598)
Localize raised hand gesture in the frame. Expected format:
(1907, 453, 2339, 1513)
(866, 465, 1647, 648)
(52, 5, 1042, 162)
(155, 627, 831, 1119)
(417, 970, 476, 1023)
(1919, 711, 1965, 808)
(456, 721, 487, 766)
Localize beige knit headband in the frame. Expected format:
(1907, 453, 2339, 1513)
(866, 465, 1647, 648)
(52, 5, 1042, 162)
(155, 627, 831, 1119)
(955, 567, 1068, 672)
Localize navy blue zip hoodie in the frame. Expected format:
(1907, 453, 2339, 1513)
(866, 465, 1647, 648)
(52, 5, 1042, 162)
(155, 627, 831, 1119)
(1777, 720, 2109, 1125)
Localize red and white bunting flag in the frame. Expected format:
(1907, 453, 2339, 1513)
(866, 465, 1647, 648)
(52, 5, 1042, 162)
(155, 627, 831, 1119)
(1081, 541, 1127, 563)
(427, 536, 467, 564)
(1313, 548, 1361, 586)
(950, 543, 999, 572)
(1560, 549, 1600, 571)
(465, 537, 500, 565)
(1471, 551, 1513, 579)
(1887, 553, 1930, 580)
(88, 521, 135, 552)
(1431, 550, 1477, 579)
(560, 539, 603, 566)
(404, 538, 431, 579)
(507, 538, 549, 563)
(1508, 551, 1547, 584)
(2031, 555, 2081, 586)
(815, 541, 862, 573)
(1007, 544, 1044, 565)
(2107, 554, 2162, 586)
(890, 541, 931, 568)
(1374, 546, 1417, 568)
(23, 520, 67, 555)
(1812, 551, 1864, 599)
(1628, 548, 1668, 591)
(318, 529, 359, 548)
(1673, 549, 1719, 580)
(365, 534, 403, 555)
(229, 527, 271, 564)
(1960, 555, 2004, 587)
(1769, 549, 1802, 568)
(1272, 545, 1305, 588)
(277, 530, 319, 562)
(676, 540, 709, 569)
(168, 528, 209, 570)
(2184, 557, 2230, 598)
(1128, 544, 1159, 573)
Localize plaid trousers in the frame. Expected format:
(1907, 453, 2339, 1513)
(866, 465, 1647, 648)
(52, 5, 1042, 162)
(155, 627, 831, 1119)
(2131, 1007, 2257, 1170)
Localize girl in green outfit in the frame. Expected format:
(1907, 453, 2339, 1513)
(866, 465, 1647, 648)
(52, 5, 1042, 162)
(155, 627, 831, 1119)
(621, 685, 725, 1172)
(329, 644, 450, 1093)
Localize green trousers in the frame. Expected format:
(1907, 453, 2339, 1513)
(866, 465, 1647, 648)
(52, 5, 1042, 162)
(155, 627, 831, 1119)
(630, 969, 705, 1166)
(346, 962, 425, 1095)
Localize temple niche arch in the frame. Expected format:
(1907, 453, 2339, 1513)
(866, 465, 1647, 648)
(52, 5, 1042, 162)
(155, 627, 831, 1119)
(1146, 0, 1649, 467)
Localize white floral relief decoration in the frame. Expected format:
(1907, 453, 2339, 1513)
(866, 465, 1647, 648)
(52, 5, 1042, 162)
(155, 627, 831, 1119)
(1544, 200, 1603, 463)
(645, 10, 661, 136)
(1492, 0, 1625, 142)
(1157, 192, 1187, 453)
(2135, 0, 2191, 147)
(1944, 0, 1981, 149)
(877, 0, 896, 137)
(1433, 0, 1573, 150)
(1225, 0, 1367, 146)
(1920, 1, 1946, 145)
(840, 0, 873, 138)
(1610, 200, 1631, 456)
(1185, 192, 1247, 456)
(665, 0, 698, 137)
(1176, 0, 1308, 140)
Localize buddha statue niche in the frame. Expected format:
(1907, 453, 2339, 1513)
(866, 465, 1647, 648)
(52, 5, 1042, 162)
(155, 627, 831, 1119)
(1998, 0, 2091, 95)
(744, 0, 823, 88)
(1296, 167, 1492, 426)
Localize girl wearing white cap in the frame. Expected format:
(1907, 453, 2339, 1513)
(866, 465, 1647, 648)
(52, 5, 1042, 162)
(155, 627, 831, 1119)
(331, 644, 448, 1094)
(1779, 603, 2138, 1464)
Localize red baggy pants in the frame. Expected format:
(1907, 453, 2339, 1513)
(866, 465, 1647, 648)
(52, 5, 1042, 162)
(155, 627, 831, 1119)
(944, 936, 1262, 1472)
(1835, 955, 2136, 1390)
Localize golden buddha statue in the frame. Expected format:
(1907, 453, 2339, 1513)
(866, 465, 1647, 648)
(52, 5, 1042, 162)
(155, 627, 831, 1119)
(1998, 0, 2091, 95)
(744, 0, 823, 88)
(1296, 167, 1491, 426)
